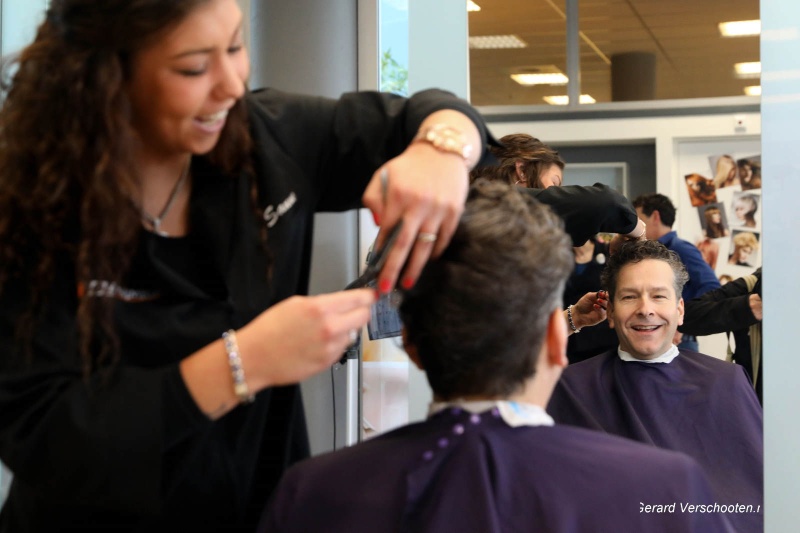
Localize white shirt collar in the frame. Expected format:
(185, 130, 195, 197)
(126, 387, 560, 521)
(617, 344, 679, 364)
(428, 399, 554, 427)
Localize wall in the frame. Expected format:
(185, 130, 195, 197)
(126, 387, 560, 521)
(556, 143, 656, 200)
(761, 2, 800, 530)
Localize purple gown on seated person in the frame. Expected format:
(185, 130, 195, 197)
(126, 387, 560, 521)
(259, 407, 732, 533)
(547, 348, 763, 533)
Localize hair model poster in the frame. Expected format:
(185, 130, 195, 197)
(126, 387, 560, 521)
(676, 138, 762, 282)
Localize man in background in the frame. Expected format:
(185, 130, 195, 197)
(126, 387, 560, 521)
(632, 193, 720, 350)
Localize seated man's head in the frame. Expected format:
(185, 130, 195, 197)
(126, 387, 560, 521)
(600, 240, 688, 360)
(632, 193, 676, 239)
(399, 180, 573, 403)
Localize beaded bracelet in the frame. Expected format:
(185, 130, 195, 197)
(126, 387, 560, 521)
(567, 305, 581, 334)
(222, 329, 255, 404)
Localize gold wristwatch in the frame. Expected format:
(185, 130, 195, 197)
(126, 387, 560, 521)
(413, 124, 474, 163)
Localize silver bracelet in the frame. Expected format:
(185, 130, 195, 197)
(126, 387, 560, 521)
(567, 305, 581, 334)
(222, 329, 255, 404)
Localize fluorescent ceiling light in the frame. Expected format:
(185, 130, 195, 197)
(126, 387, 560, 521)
(734, 61, 761, 79)
(468, 1, 481, 12)
(543, 94, 596, 105)
(719, 20, 761, 37)
(744, 86, 762, 96)
(469, 35, 527, 49)
(511, 73, 568, 86)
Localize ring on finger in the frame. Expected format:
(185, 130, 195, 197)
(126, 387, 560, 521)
(348, 329, 358, 345)
(417, 232, 437, 243)
(380, 168, 389, 205)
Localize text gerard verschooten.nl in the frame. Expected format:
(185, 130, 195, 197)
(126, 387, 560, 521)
(640, 502, 761, 514)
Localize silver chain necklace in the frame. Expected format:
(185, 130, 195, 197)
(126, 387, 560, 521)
(141, 162, 190, 237)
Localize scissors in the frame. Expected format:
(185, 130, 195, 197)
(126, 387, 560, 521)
(345, 221, 403, 291)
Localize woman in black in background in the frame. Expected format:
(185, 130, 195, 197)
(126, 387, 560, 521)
(562, 236, 620, 364)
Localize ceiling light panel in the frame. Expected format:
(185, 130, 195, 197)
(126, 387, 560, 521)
(734, 61, 761, 79)
(511, 73, 568, 86)
(719, 20, 761, 37)
(468, 1, 481, 12)
(543, 94, 596, 105)
(744, 86, 762, 96)
(469, 35, 527, 49)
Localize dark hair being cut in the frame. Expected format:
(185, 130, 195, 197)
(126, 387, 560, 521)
(400, 179, 573, 399)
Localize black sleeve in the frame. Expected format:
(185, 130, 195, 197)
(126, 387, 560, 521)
(524, 184, 638, 246)
(679, 275, 760, 336)
(247, 87, 498, 213)
(0, 260, 209, 514)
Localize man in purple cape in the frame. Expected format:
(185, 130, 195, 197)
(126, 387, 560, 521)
(548, 240, 762, 533)
(259, 182, 731, 533)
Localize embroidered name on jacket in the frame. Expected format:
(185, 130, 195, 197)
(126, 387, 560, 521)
(77, 280, 160, 302)
(263, 192, 297, 228)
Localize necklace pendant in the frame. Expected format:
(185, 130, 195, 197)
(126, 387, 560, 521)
(155, 222, 170, 237)
(150, 218, 169, 237)
(139, 160, 190, 238)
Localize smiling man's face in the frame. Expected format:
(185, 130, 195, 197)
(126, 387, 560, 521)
(607, 259, 684, 359)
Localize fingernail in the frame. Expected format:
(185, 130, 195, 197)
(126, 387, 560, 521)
(401, 277, 415, 290)
(379, 279, 392, 294)
(372, 211, 380, 226)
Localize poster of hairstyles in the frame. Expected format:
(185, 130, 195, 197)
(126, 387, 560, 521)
(676, 139, 762, 280)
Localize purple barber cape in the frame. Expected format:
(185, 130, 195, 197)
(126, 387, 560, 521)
(259, 406, 732, 533)
(548, 348, 763, 533)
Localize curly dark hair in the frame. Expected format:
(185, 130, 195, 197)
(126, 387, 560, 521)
(632, 193, 676, 228)
(469, 133, 565, 188)
(601, 240, 689, 302)
(399, 179, 573, 399)
(0, 0, 253, 376)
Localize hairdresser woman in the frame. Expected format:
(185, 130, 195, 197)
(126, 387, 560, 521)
(0, 1, 494, 531)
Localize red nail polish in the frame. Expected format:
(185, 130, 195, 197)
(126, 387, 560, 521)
(379, 279, 392, 294)
(401, 277, 415, 290)
(372, 211, 381, 226)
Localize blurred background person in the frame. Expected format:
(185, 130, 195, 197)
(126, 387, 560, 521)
(680, 268, 762, 403)
(469, 133, 564, 188)
(563, 237, 619, 364)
